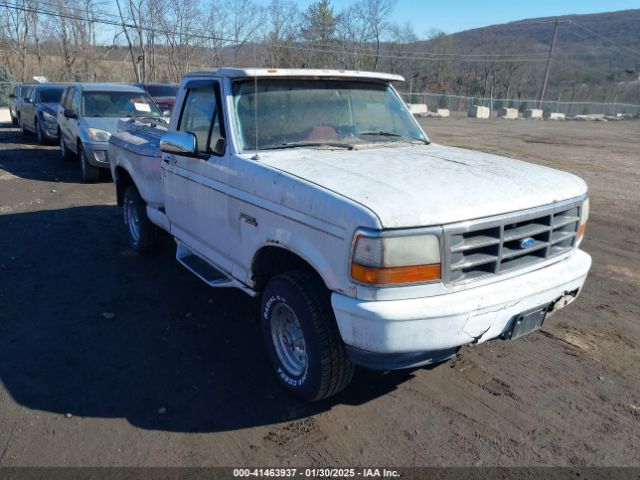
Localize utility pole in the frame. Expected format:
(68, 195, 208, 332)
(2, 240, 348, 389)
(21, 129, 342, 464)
(539, 20, 559, 108)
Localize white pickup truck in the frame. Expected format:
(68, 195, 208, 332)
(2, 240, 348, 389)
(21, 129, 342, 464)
(108, 68, 591, 401)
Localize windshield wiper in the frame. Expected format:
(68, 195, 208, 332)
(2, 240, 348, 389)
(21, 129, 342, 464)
(357, 131, 429, 144)
(259, 141, 355, 151)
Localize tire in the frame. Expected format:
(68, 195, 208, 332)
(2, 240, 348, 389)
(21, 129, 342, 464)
(11, 115, 18, 127)
(79, 143, 100, 183)
(261, 270, 354, 401)
(19, 116, 28, 135)
(123, 184, 156, 253)
(59, 132, 73, 161)
(35, 119, 46, 145)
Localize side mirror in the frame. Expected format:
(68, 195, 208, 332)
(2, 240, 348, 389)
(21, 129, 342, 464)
(9, 93, 15, 99)
(161, 107, 171, 118)
(160, 131, 197, 157)
(64, 109, 77, 119)
(23, 97, 32, 103)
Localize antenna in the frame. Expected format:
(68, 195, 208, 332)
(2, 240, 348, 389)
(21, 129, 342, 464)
(252, 43, 260, 160)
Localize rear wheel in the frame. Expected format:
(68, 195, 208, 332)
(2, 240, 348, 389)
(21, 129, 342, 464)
(19, 116, 28, 135)
(123, 184, 156, 253)
(11, 115, 18, 127)
(261, 270, 354, 401)
(79, 143, 100, 183)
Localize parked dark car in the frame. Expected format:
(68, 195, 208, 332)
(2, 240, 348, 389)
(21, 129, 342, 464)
(18, 84, 67, 144)
(9, 83, 35, 127)
(133, 83, 178, 115)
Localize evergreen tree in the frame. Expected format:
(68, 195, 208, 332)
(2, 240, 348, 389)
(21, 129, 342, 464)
(0, 67, 16, 108)
(301, 0, 339, 67)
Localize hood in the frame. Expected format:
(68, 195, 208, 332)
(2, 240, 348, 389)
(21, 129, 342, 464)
(82, 117, 123, 134)
(257, 143, 587, 228)
(39, 102, 60, 115)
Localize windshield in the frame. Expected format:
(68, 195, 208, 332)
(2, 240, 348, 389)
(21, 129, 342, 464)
(81, 91, 161, 118)
(38, 87, 64, 103)
(146, 85, 178, 97)
(232, 79, 427, 150)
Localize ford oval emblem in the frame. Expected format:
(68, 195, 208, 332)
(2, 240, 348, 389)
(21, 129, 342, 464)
(519, 237, 535, 249)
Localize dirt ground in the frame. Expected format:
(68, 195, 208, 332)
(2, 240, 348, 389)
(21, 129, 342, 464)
(0, 116, 638, 467)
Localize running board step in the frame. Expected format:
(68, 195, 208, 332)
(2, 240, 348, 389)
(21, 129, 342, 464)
(176, 244, 233, 287)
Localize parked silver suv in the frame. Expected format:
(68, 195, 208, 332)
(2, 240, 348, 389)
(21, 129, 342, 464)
(57, 83, 162, 182)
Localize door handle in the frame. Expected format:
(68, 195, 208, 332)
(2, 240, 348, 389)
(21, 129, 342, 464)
(163, 155, 177, 165)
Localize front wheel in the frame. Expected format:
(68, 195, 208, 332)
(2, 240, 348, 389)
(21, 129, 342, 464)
(35, 119, 46, 145)
(11, 115, 18, 127)
(123, 184, 156, 253)
(79, 143, 100, 183)
(261, 271, 354, 401)
(60, 133, 73, 161)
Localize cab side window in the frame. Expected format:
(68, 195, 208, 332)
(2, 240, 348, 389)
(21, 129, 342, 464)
(73, 89, 82, 116)
(178, 84, 226, 156)
(62, 88, 75, 113)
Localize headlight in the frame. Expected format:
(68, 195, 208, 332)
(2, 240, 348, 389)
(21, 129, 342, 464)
(576, 197, 589, 246)
(42, 110, 56, 123)
(87, 128, 111, 142)
(351, 231, 441, 285)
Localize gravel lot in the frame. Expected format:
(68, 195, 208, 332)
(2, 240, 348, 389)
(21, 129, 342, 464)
(0, 115, 638, 467)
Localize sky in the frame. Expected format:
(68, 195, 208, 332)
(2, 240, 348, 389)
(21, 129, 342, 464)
(292, 0, 640, 35)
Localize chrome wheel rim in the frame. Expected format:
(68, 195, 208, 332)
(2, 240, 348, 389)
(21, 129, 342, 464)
(270, 303, 307, 377)
(124, 197, 141, 244)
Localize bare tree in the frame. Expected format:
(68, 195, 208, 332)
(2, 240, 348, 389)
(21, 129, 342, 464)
(222, 0, 264, 65)
(335, 5, 372, 70)
(0, 0, 37, 81)
(47, 0, 100, 81)
(264, 0, 301, 67)
(351, 0, 395, 71)
(157, 0, 205, 81)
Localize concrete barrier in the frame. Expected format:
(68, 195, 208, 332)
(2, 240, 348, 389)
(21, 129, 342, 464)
(408, 103, 428, 115)
(468, 105, 490, 119)
(573, 113, 607, 121)
(499, 107, 518, 119)
(0, 107, 11, 124)
(436, 108, 450, 118)
(524, 109, 543, 119)
(547, 112, 566, 120)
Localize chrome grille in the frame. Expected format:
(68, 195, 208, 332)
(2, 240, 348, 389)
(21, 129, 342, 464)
(443, 199, 584, 284)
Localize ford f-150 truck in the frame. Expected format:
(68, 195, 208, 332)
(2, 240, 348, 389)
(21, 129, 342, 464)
(108, 68, 591, 401)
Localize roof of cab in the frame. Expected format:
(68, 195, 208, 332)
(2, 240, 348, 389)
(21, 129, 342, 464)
(68, 83, 147, 93)
(184, 68, 404, 82)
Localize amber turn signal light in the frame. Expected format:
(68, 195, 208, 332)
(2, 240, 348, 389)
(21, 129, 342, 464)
(351, 263, 441, 285)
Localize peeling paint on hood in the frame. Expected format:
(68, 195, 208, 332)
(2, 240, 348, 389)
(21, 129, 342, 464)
(257, 143, 588, 228)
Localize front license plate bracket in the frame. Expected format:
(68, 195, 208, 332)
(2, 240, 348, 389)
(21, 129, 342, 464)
(504, 304, 550, 341)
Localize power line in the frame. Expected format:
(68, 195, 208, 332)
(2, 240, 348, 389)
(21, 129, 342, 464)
(568, 20, 640, 58)
(0, 1, 553, 63)
(9, 0, 554, 58)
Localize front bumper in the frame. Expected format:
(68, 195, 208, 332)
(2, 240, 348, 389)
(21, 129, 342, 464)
(83, 141, 110, 168)
(332, 249, 591, 363)
(42, 123, 59, 140)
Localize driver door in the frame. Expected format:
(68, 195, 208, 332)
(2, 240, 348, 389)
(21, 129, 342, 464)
(161, 79, 231, 273)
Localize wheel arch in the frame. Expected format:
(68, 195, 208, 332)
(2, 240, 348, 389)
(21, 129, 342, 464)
(114, 166, 134, 206)
(251, 245, 329, 294)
